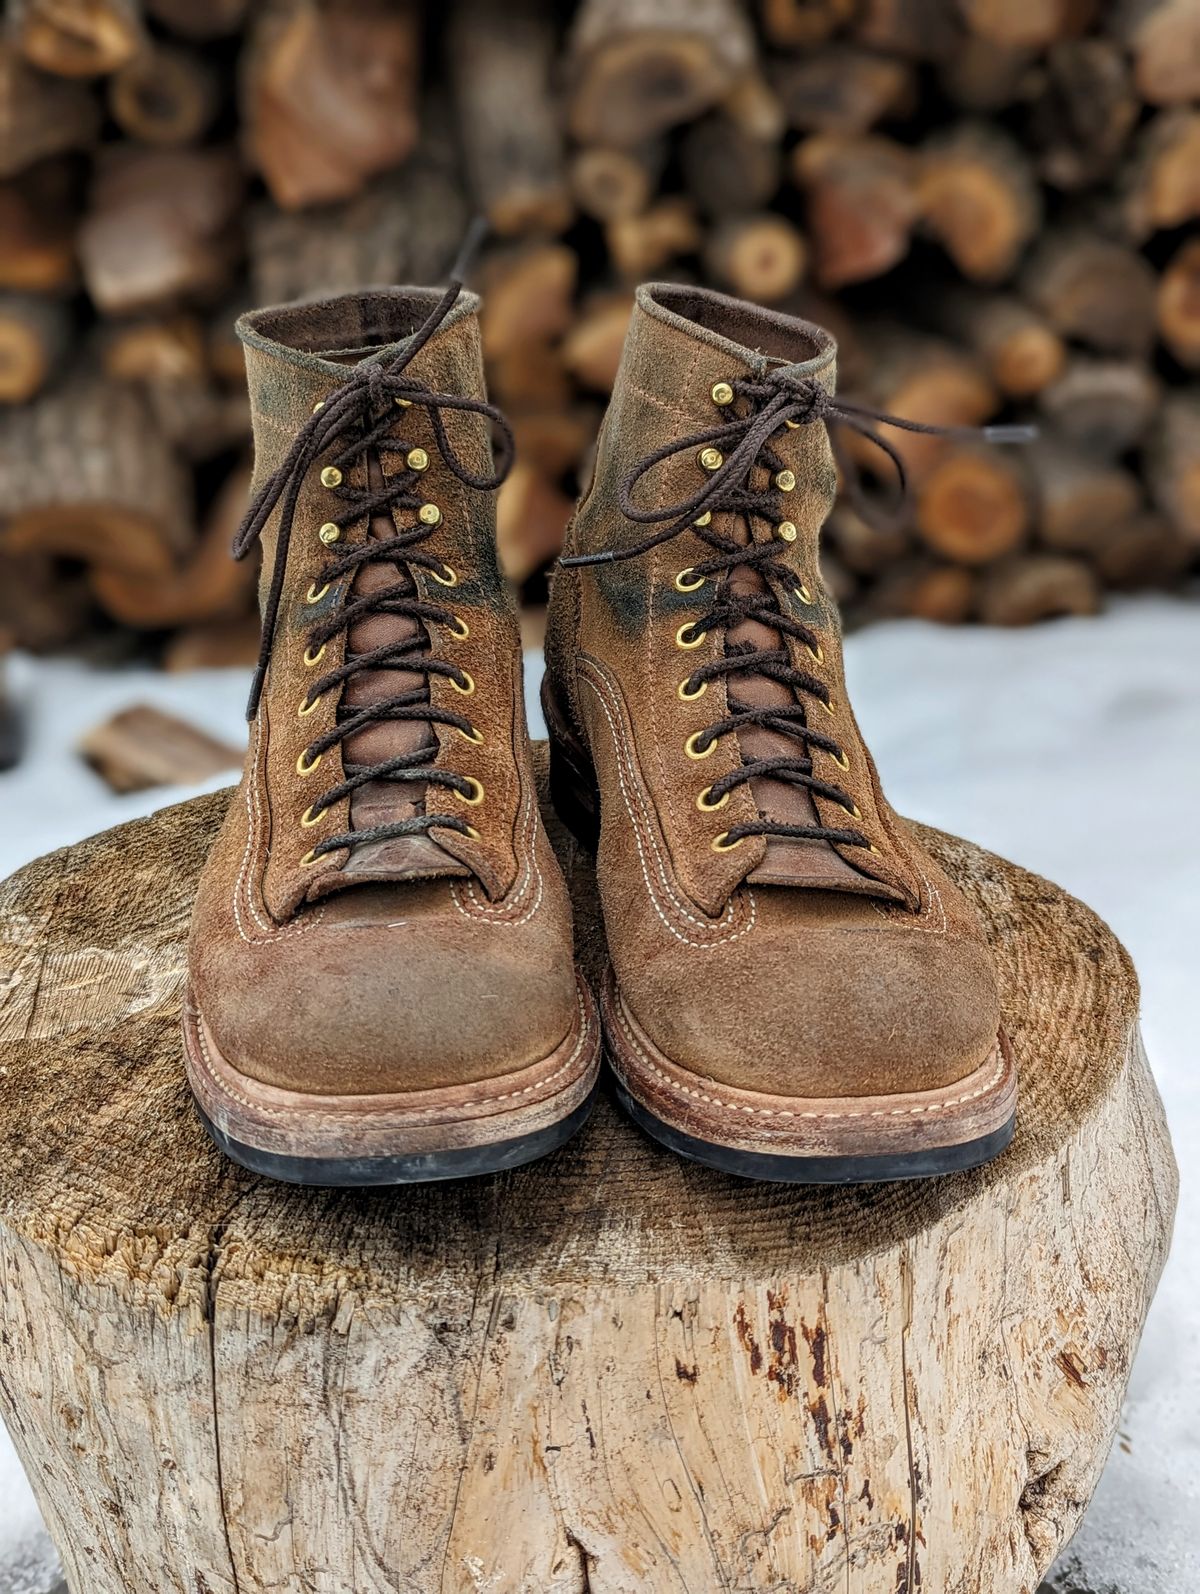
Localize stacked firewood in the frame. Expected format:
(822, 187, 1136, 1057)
(1, 0, 1198, 666)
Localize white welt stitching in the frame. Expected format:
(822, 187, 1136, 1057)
(452, 772, 546, 928)
(233, 712, 325, 945)
(612, 996, 1008, 1122)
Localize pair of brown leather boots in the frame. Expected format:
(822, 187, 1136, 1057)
(183, 275, 1017, 1188)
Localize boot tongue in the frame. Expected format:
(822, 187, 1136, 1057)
(327, 342, 467, 885)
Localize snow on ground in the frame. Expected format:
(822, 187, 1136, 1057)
(0, 595, 1196, 1592)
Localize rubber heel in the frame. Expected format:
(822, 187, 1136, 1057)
(541, 677, 601, 852)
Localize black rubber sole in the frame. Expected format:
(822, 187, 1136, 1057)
(615, 1079, 1016, 1186)
(195, 1085, 599, 1188)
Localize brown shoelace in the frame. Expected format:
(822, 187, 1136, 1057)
(232, 277, 514, 860)
(561, 370, 1032, 852)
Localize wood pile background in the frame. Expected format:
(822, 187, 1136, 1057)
(0, 0, 1198, 669)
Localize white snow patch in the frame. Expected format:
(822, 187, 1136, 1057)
(0, 596, 1196, 1592)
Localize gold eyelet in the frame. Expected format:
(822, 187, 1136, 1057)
(305, 581, 330, 604)
(318, 522, 340, 545)
(795, 583, 813, 604)
(776, 521, 798, 543)
(696, 784, 730, 812)
(675, 567, 705, 592)
(785, 418, 801, 431)
(297, 693, 321, 717)
(418, 502, 441, 526)
(675, 621, 705, 650)
(868, 844, 881, 856)
(831, 748, 850, 771)
(454, 776, 485, 806)
(446, 616, 469, 639)
(711, 381, 734, 406)
(312, 399, 325, 414)
(451, 670, 475, 695)
(712, 831, 746, 852)
(407, 447, 429, 471)
(395, 396, 412, 409)
(678, 676, 707, 701)
(301, 803, 328, 828)
(463, 824, 481, 841)
(775, 469, 796, 492)
(431, 563, 457, 586)
(806, 641, 824, 664)
(844, 802, 863, 820)
(699, 447, 723, 472)
(685, 730, 716, 760)
(694, 511, 713, 527)
(296, 749, 321, 775)
(457, 723, 484, 744)
(300, 847, 322, 866)
(820, 696, 837, 717)
(319, 465, 342, 488)
(303, 642, 326, 667)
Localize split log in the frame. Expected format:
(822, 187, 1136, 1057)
(679, 110, 783, 213)
(7, 0, 143, 78)
(0, 42, 99, 176)
(1036, 356, 1160, 457)
(1024, 436, 1141, 553)
(864, 558, 978, 622)
(703, 213, 807, 303)
(100, 315, 249, 461)
(487, 341, 573, 414)
(1158, 238, 1200, 370)
(937, 37, 1034, 111)
(561, 292, 633, 393)
(917, 122, 1041, 284)
(1027, 38, 1138, 191)
(0, 367, 193, 576)
(932, 289, 1065, 398)
(1091, 511, 1194, 589)
(853, 0, 961, 60)
(1144, 390, 1200, 542)
(143, 0, 247, 39)
(565, 0, 756, 146)
(79, 704, 242, 793)
(107, 39, 218, 146)
(0, 169, 76, 292)
(914, 444, 1031, 565)
(162, 614, 260, 671)
(448, 0, 571, 238)
(509, 408, 597, 480)
(1021, 228, 1158, 357)
(978, 553, 1102, 624)
(479, 243, 577, 363)
(608, 197, 703, 281)
(1121, 110, 1200, 241)
(720, 69, 787, 145)
(1114, 0, 1200, 106)
(956, 0, 1095, 50)
(770, 46, 913, 136)
(0, 553, 91, 651)
(791, 133, 916, 288)
(852, 327, 998, 483)
(0, 291, 69, 403)
(570, 141, 665, 223)
(0, 758, 1175, 1594)
(79, 145, 243, 316)
(241, 0, 420, 211)
(496, 461, 572, 585)
(759, 0, 855, 49)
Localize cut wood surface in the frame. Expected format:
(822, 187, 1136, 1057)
(0, 748, 1176, 1593)
(78, 703, 243, 792)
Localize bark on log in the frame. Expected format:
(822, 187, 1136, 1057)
(854, 0, 961, 61)
(956, 0, 1094, 50)
(0, 753, 1176, 1594)
(931, 288, 1066, 398)
(917, 122, 1042, 284)
(978, 552, 1102, 623)
(0, 42, 99, 176)
(0, 290, 69, 402)
(565, 0, 756, 146)
(760, 0, 855, 49)
(1091, 511, 1194, 589)
(864, 557, 978, 622)
(1036, 355, 1160, 457)
(569, 141, 665, 223)
(7, 0, 143, 78)
(143, 0, 247, 39)
(608, 197, 703, 281)
(792, 132, 916, 289)
(78, 704, 242, 792)
(561, 292, 633, 392)
(1120, 109, 1200, 242)
(852, 326, 998, 482)
(1114, 0, 1200, 106)
(1024, 436, 1141, 553)
(937, 37, 1033, 111)
(1145, 389, 1200, 543)
(0, 165, 78, 292)
(0, 367, 193, 576)
(1020, 227, 1158, 356)
(448, 0, 571, 238)
(1028, 38, 1138, 191)
(106, 38, 218, 146)
(770, 46, 913, 136)
(1158, 237, 1200, 370)
(241, 0, 420, 211)
(679, 110, 783, 213)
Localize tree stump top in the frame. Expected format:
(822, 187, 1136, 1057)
(0, 752, 1142, 1317)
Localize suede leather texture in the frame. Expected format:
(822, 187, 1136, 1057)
(545, 284, 1003, 1100)
(189, 288, 578, 1095)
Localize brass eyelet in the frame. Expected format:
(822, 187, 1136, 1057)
(301, 803, 328, 828)
(868, 844, 881, 856)
(305, 581, 330, 604)
(312, 399, 325, 414)
(431, 563, 458, 586)
(296, 749, 321, 775)
(454, 776, 485, 806)
(407, 447, 429, 471)
(831, 748, 850, 771)
(457, 723, 484, 744)
(418, 502, 442, 526)
(451, 670, 475, 695)
(844, 801, 863, 820)
(685, 730, 716, 760)
(300, 847, 322, 866)
(775, 469, 796, 492)
(712, 831, 746, 852)
(806, 641, 824, 664)
(675, 621, 705, 650)
(794, 583, 813, 604)
(463, 824, 482, 842)
(678, 676, 707, 701)
(297, 693, 321, 718)
(694, 511, 713, 527)
(696, 784, 730, 812)
(303, 642, 326, 667)
(776, 521, 798, 543)
(699, 447, 723, 472)
(820, 696, 837, 716)
(319, 465, 342, 488)
(318, 522, 340, 545)
(711, 381, 735, 406)
(446, 616, 469, 639)
(675, 567, 705, 593)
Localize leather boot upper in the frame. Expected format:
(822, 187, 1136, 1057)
(190, 287, 578, 1095)
(545, 284, 1002, 1099)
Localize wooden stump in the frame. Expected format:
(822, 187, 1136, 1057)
(0, 750, 1177, 1594)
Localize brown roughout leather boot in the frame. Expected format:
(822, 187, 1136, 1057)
(185, 278, 600, 1185)
(544, 284, 1017, 1184)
